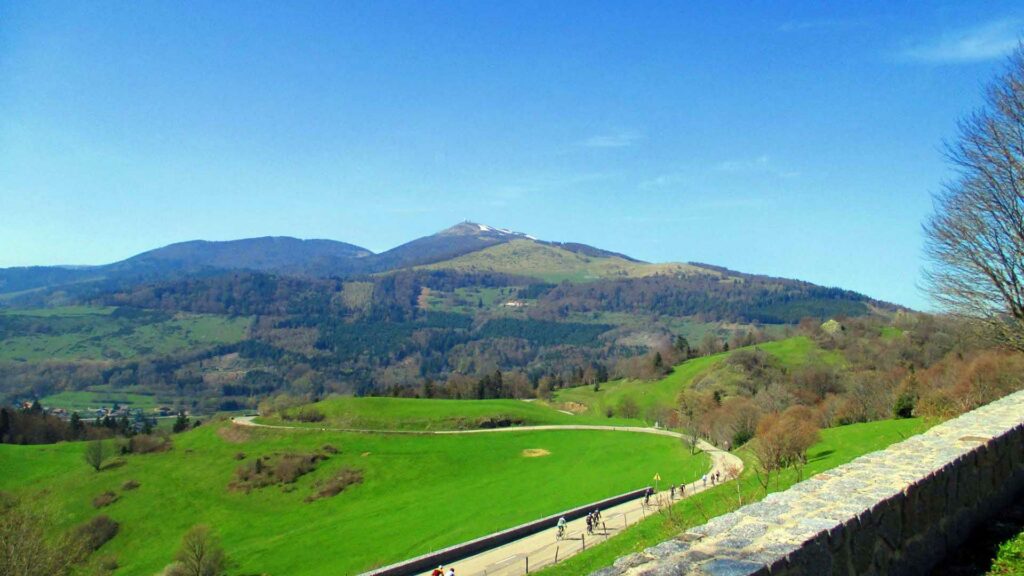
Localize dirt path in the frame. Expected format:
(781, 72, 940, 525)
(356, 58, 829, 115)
(230, 417, 742, 575)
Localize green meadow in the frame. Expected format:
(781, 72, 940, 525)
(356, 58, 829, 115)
(0, 306, 250, 361)
(259, 396, 644, 430)
(0, 422, 707, 575)
(555, 336, 842, 419)
(40, 389, 162, 412)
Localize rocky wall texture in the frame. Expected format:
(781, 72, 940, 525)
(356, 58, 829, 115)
(593, 389, 1024, 576)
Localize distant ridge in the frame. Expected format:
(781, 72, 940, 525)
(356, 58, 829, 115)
(0, 221, 893, 313)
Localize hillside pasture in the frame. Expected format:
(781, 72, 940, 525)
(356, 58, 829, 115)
(0, 306, 250, 361)
(260, 396, 645, 430)
(0, 423, 707, 575)
(417, 239, 704, 283)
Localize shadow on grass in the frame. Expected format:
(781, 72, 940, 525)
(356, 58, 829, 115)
(807, 449, 835, 462)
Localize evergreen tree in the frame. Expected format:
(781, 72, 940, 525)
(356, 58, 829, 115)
(69, 412, 84, 440)
(0, 408, 9, 442)
(173, 411, 190, 433)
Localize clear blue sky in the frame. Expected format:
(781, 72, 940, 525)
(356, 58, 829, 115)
(2, 2, 1022, 310)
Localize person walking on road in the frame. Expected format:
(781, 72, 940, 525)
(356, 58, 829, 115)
(431, 566, 443, 576)
(702, 474, 707, 488)
(670, 484, 676, 499)
(447, 568, 455, 576)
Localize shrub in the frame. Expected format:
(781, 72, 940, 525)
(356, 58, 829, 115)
(893, 392, 916, 419)
(274, 453, 322, 483)
(92, 491, 118, 509)
(320, 444, 339, 454)
(73, 515, 120, 551)
(229, 452, 326, 492)
(128, 433, 172, 454)
(293, 408, 325, 423)
(122, 480, 140, 491)
(306, 468, 364, 502)
(234, 452, 246, 460)
(98, 555, 119, 571)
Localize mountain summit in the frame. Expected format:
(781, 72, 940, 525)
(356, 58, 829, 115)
(438, 221, 537, 240)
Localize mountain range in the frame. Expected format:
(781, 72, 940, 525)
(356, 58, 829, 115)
(0, 222, 719, 298)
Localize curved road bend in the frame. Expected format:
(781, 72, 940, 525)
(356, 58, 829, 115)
(231, 417, 742, 576)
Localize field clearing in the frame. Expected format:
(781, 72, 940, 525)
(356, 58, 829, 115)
(417, 239, 704, 283)
(555, 337, 842, 420)
(41, 389, 162, 412)
(259, 396, 645, 430)
(0, 306, 251, 361)
(0, 423, 707, 575)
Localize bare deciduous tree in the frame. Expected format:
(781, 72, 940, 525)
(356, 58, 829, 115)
(925, 46, 1024, 351)
(164, 525, 228, 576)
(0, 499, 84, 576)
(83, 440, 106, 472)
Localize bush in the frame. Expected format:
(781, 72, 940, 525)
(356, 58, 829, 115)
(122, 479, 140, 491)
(92, 491, 118, 509)
(234, 452, 246, 460)
(320, 444, 339, 454)
(98, 555, 119, 571)
(893, 392, 916, 419)
(990, 529, 1024, 575)
(73, 515, 119, 551)
(274, 453, 322, 483)
(128, 433, 172, 454)
(229, 452, 327, 492)
(306, 468, 364, 502)
(293, 408, 325, 423)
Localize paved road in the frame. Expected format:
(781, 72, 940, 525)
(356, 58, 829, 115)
(230, 417, 742, 576)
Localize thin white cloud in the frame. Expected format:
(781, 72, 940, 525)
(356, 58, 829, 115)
(639, 173, 688, 190)
(579, 132, 642, 148)
(714, 155, 800, 178)
(898, 18, 1022, 64)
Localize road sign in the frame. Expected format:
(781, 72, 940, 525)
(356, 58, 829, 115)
(653, 473, 661, 481)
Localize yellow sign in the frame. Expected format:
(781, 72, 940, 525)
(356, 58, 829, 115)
(653, 473, 661, 481)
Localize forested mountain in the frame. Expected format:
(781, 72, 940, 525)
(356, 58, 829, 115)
(0, 222, 902, 414)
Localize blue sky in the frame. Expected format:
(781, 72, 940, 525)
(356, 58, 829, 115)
(2, 2, 1022, 310)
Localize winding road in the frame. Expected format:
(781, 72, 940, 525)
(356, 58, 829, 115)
(230, 416, 742, 575)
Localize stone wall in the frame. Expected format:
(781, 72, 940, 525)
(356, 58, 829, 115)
(594, 389, 1024, 576)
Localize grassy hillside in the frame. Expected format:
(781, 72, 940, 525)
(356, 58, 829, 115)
(539, 417, 934, 575)
(555, 337, 841, 419)
(259, 396, 645, 430)
(416, 239, 705, 283)
(0, 306, 250, 361)
(0, 423, 707, 575)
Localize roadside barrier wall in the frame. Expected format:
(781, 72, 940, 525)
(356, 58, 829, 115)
(593, 389, 1024, 576)
(360, 486, 652, 576)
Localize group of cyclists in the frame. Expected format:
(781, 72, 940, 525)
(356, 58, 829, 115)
(555, 508, 603, 540)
